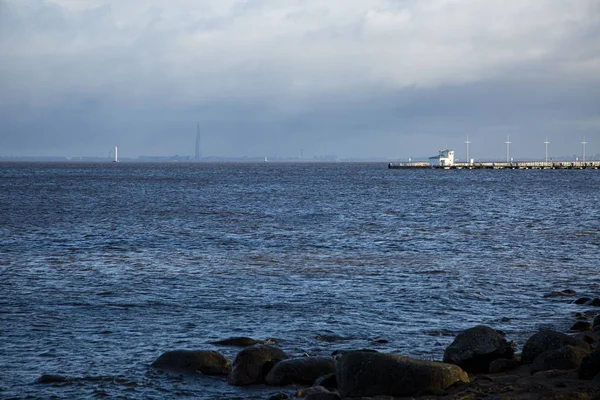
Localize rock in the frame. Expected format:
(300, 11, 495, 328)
(151, 350, 231, 375)
(305, 393, 341, 400)
(574, 331, 600, 346)
(296, 385, 330, 397)
(331, 349, 378, 357)
(531, 345, 591, 374)
(521, 329, 591, 364)
(578, 348, 600, 379)
(313, 373, 337, 389)
(35, 375, 70, 384)
(443, 325, 515, 373)
(591, 298, 600, 307)
(544, 290, 576, 298)
(489, 358, 520, 373)
(336, 351, 469, 398)
(569, 321, 593, 332)
(265, 356, 336, 386)
(209, 337, 264, 347)
(268, 393, 291, 400)
(228, 344, 288, 386)
(594, 315, 600, 328)
(574, 297, 591, 305)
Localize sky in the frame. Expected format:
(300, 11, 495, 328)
(0, 0, 599, 160)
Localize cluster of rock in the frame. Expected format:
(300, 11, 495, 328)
(148, 289, 600, 399)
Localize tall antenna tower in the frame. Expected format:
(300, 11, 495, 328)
(582, 136, 587, 162)
(544, 137, 550, 162)
(505, 135, 511, 163)
(195, 122, 201, 161)
(465, 134, 471, 164)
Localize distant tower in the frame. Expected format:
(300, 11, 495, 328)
(195, 123, 201, 161)
(505, 135, 511, 163)
(544, 137, 550, 162)
(465, 134, 471, 164)
(114, 145, 119, 163)
(582, 136, 587, 162)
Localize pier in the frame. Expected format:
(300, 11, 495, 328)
(388, 161, 600, 170)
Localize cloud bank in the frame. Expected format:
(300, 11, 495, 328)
(1, 0, 599, 158)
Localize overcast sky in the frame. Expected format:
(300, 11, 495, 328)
(1, 0, 599, 160)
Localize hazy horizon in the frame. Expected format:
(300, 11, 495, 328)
(1, 1, 599, 160)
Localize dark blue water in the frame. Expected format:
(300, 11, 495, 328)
(1, 163, 599, 398)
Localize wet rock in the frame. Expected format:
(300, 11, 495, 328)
(443, 325, 515, 373)
(315, 334, 348, 342)
(591, 298, 600, 307)
(209, 337, 264, 347)
(569, 321, 593, 332)
(228, 344, 288, 386)
(151, 350, 231, 375)
(265, 356, 336, 386)
(314, 373, 337, 389)
(35, 375, 70, 384)
(531, 345, 591, 374)
(489, 358, 520, 374)
(336, 351, 469, 398)
(578, 348, 600, 379)
(296, 385, 329, 397)
(331, 349, 378, 357)
(574, 297, 592, 305)
(574, 331, 600, 346)
(594, 315, 600, 328)
(544, 290, 576, 298)
(521, 329, 591, 364)
(268, 393, 291, 400)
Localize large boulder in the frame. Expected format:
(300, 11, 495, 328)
(228, 344, 288, 386)
(151, 350, 231, 375)
(336, 351, 469, 398)
(579, 348, 600, 379)
(443, 325, 514, 373)
(521, 329, 590, 364)
(209, 337, 265, 347)
(531, 345, 591, 374)
(265, 356, 336, 386)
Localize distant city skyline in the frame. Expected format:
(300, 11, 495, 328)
(1, 1, 599, 159)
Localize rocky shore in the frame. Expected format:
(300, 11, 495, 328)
(39, 290, 600, 399)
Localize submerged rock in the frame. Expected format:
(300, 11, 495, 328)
(265, 356, 336, 386)
(151, 350, 231, 375)
(336, 351, 469, 398)
(531, 345, 591, 374)
(209, 337, 265, 347)
(35, 375, 70, 384)
(521, 329, 590, 364)
(228, 344, 288, 386)
(574, 297, 592, 305)
(443, 325, 515, 373)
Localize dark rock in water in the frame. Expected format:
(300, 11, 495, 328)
(35, 375, 70, 384)
(521, 329, 591, 364)
(305, 392, 341, 400)
(372, 338, 389, 344)
(268, 393, 291, 400)
(151, 350, 231, 375)
(228, 344, 288, 386)
(336, 351, 469, 398)
(296, 385, 330, 397)
(531, 345, 591, 374)
(315, 334, 348, 342)
(570, 321, 593, 332)
(314, 372, 337, 389)
(574, 297, 592, 305)
(489, 358, 520, 374)
(544, 290, 576, 298)
(209, 337, 264, 347)
(579, 348, 600, 379)
(591, 298, 600, 307)
(594, 315, 600, 328)
(265, 356, 336, 386)
(443, 325, 515, 373)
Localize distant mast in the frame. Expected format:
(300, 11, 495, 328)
(114, 146, 119, 163)
(195, 122, 201, 161)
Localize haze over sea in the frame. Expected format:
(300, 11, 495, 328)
(1, 162, 599, 399)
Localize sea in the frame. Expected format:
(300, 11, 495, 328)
(1, 162, 599, 399)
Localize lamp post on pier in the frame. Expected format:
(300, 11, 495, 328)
(582, 137, 587, 162)
(544, 137, 549, 163)
(505, 136, 511, 163)
(465, 134, 471, 164)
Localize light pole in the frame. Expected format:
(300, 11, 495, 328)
(465, 134, 471, 164)
(505, 135, 511, 163)
(582, 137, 587, 162)
(544, 137, 549, 163)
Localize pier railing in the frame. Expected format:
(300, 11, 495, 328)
(388, 161, 600, 170)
